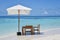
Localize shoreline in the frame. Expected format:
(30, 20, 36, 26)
(0, 28, 60, 38)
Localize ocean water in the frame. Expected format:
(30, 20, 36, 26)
(0, 16, 60, 36)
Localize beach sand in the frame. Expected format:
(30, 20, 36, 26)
(0, 28, 60, 40)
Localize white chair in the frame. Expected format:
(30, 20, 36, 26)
(33, 24, 40, 34)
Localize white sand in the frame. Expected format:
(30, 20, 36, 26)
(0, 28, 60, 40)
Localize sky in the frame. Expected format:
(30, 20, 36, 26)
(0, 0, 60, 16)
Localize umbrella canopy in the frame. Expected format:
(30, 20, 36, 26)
(7, 5, 32, 15)
(6, 5, 32, 35)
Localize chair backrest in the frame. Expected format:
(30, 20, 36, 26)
(24, 25, 33, 28)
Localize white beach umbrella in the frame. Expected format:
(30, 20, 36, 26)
(6, 5, 32, 35)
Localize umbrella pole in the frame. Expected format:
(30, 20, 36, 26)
(17, 10, 21, 35)
(18, 10, 20, 32)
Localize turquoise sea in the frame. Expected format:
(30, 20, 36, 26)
(0, 16, 60, 36)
